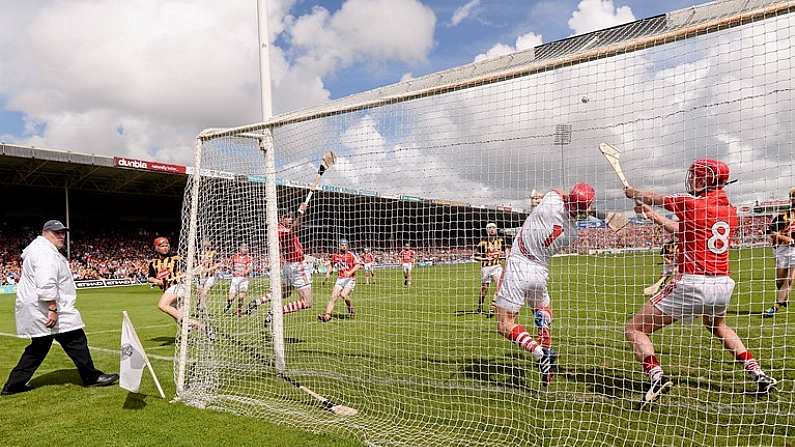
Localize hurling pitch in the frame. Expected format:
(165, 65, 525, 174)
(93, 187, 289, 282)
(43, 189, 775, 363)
(1, 248, 793, 447)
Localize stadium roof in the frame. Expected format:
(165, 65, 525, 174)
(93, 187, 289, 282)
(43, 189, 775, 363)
(0, 143, 187, 198)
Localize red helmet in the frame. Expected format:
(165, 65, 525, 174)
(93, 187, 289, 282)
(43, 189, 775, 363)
(566, 183, 596, 213)
(153, 237, 169, 248)
(687, 159, 729, 194)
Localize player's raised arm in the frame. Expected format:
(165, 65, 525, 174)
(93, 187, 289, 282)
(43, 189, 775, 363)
(291, 203, 309, 230)
(635, 203, 679, 234)
(625, 186, 666, 207)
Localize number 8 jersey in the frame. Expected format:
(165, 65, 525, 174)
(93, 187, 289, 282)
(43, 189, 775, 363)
(664, 190, 737, 276)
(512, 191, 578, 267)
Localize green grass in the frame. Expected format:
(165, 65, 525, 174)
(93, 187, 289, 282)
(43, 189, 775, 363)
(2, 248, 793, 446)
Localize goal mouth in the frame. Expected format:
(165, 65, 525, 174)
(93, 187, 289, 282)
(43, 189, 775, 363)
(176, 1, 795, 445)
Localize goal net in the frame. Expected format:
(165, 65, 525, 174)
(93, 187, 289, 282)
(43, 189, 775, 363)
(176, 1, 795, 445)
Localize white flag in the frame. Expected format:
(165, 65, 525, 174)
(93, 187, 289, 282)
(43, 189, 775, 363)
(120, 312, 148, 393)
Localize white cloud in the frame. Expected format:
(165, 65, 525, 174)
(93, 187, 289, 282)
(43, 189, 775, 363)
(567, 0, 635, 36)
(288, 0, 435, 76)
(400, 72, 414, 82)
(0, 0, 436, 163)
(474, 31, 543, 62)
(449, 0, 480, 27)
(289, 12, 794, 210)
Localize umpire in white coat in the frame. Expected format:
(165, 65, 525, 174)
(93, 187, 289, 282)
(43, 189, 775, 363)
(2, 220, 118, 395)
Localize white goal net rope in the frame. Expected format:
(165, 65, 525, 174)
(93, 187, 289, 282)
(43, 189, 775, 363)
(176, 1, 795, 445)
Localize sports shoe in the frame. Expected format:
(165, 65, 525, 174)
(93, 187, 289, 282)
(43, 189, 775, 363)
(762, 306, 778, 318)
(318, 313, 332, 323)
(223, 301, 233, 315)
(263, 311, 273, 327)
(538, 347, 557, 386)
(755, 374, 778, 395)
(639, 376, 673, 409)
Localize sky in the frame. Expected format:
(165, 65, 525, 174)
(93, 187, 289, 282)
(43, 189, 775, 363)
(0, 0, 704, 159)
(0, 0, 792, 209)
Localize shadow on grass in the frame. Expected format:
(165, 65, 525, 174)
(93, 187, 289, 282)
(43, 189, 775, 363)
(122, 392, 147, 410)
(460, 361, 530, 391)
(559, 366, 646, 397)
(29, 369, 83, 387)
(150, 336, 176, 346)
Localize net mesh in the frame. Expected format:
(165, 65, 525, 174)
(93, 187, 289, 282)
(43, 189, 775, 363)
(177, 1, 795, 445)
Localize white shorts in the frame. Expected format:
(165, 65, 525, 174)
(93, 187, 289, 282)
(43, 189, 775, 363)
(334, 277, 356, 291)
(229, 277, 250, 295)
(494, 256, 550, 314)
(662, 263, 675, 277)
(650, 274, 735, 321)
(481, 264, 503, 284)
(363, 263, 374, 272)
(199, 276, 217, 290)
(283, 261, 312, 289)
(164, 283, 187, 299)
(774, 245, 795, 269)
(402, 263, 413, 273)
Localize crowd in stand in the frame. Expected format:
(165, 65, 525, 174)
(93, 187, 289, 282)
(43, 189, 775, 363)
(0, 227, 174, 286)
(0, 214, 778, 285)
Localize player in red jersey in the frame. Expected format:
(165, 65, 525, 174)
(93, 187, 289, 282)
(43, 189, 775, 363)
(318, 239, 361, 322)
(399, 243, 416, 287)
(224, 243, 253, 317)
(624, 159, 777, 408)
(361, 248, 376, 285)
(246, 203, 314, 317)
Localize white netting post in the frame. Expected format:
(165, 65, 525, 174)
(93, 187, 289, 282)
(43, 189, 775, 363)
(176, 137, 203, 397)
(261, 130, 286, 373)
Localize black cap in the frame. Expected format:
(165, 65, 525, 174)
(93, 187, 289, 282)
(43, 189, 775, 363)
(42, 220, 69, 232)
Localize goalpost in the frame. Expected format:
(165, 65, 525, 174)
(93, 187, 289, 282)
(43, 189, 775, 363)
(176, 1, 795, 445)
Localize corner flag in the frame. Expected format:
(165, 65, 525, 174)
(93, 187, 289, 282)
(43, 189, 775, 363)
(120, 311, 165, 398)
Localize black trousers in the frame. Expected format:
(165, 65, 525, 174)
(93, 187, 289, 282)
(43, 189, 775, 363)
(2, 328, 103, 392)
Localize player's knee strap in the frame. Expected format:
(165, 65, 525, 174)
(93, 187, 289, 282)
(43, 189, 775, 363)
(534, 309, 552, 329)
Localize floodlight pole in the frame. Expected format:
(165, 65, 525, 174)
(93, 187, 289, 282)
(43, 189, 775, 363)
(64, 180, 70, 259)
(554, 124, 572, 187)
(257, 0, 286, 373)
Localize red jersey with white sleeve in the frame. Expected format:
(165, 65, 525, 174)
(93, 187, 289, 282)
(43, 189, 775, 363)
(230, 254, 252, 277)
(278, 223, 305, 263)
(511, 191, 577, 267)
(332, 252, 360, 279)
(399, 249, 415, 264)
(663, 189, 737, 276)
(362, 252, 375, 264)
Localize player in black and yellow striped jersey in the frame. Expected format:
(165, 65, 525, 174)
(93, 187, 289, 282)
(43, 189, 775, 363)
(474, 223, 511, 316)
(148, 237, 215, 340)
(763, 187, 795, 317)
(197, 240, 220, 311)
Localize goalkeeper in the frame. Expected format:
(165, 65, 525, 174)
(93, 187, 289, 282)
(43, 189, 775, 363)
(494, 184, 595, 386)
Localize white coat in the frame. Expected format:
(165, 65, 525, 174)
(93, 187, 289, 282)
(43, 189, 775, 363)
(15, 236, 84, 337)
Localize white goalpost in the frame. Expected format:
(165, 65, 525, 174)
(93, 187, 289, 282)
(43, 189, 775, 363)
(175, 1, 795, 445)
